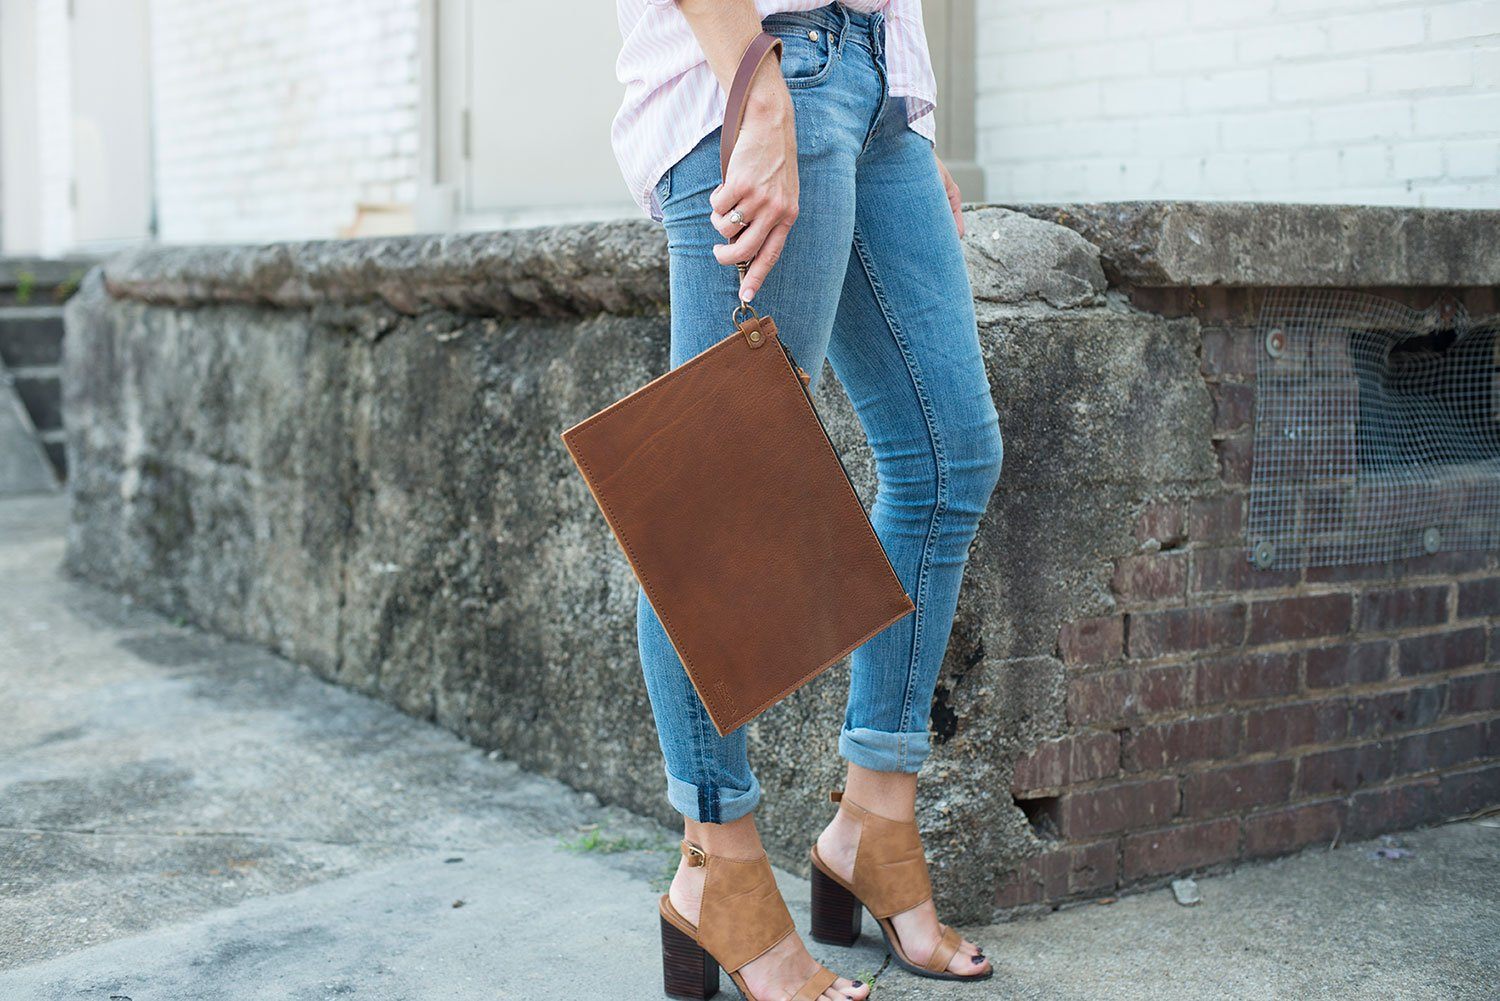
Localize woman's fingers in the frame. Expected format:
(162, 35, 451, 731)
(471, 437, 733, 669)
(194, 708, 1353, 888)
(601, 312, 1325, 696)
(712, 212, 773, 268)
(709, 178, 750, 219)
(710, 198, 797, 299)
(936, 154, 965, 238)
(737, 220, 793, 301)
(709, 201, 759, 240)
(711, 192, 797, 301)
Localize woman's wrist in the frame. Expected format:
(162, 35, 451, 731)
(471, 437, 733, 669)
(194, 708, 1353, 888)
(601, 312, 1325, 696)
(744, 64, 793, 123)
(677, 0, 766, 93)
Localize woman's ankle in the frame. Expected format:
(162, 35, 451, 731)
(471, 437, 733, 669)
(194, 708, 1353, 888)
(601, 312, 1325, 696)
(684, 811, 764, 860)
(842, 762, 919, 822)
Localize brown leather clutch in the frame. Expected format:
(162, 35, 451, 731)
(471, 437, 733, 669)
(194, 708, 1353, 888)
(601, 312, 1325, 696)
(560, 32, 914, 736)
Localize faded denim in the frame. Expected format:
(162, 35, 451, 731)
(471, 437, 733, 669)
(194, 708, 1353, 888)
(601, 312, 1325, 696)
(637, 3, 1004, 824)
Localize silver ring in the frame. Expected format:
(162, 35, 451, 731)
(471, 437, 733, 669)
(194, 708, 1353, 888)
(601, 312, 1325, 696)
(728, 208, 748, 228)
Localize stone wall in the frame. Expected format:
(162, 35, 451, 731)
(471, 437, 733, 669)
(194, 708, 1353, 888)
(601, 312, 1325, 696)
(995, 203, 1500, 909)
(62, 203, 1500, 921)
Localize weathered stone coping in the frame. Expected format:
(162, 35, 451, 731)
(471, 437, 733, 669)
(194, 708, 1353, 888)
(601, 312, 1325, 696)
(1014, 202, 1500, 289)
(95, 202, 1500, 319)
(101, 221, 671, 319)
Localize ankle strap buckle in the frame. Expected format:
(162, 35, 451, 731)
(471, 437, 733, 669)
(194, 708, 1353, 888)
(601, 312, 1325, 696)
(681, 841, 707, 867)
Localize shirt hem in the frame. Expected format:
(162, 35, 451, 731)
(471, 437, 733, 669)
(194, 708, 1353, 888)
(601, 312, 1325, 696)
(635, 116, 723, 222)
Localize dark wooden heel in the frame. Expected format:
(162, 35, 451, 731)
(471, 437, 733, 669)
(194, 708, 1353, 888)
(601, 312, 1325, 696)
(810, 862, 863, 947)
(661, 914, 720, 999)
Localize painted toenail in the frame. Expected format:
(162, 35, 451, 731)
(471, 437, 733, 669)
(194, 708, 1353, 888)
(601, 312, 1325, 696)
(972, 955, 985, 963)
(851, 982, 863, 988)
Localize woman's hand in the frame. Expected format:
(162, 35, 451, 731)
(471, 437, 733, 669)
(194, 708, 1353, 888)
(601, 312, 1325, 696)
(709, 66, 799, 302)
(676, 1, 800, 303)
(936, 153, 965, 238)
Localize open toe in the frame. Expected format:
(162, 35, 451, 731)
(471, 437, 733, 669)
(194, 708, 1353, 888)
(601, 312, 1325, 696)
(808, 790, 995, 984)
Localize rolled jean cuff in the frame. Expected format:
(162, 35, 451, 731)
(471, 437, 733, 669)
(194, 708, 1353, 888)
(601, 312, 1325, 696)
(665, 767, 761, 824)
(839, 725, 931, 773)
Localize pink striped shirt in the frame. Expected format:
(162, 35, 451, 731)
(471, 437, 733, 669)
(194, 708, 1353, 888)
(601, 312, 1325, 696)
(612, 1, 939, 220)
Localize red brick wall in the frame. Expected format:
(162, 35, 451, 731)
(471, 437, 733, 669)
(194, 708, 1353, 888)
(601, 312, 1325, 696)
(998, 295, 1500, 910)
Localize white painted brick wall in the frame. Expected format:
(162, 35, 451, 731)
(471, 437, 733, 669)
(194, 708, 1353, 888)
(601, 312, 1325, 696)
(976, 0, 1500, 207)
(149, 0, 421, 243)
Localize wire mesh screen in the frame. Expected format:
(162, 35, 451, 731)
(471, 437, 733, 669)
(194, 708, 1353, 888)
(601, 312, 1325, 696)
(1248, 289, 1500, 570)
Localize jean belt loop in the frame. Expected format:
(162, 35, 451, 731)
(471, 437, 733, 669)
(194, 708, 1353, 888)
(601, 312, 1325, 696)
(834, 4, 850, 53)
(870, 11, 884, 57)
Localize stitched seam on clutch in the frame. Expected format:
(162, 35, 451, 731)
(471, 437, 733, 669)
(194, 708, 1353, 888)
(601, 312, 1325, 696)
(567, 441, 728, 722)
(770, 334, 910, 599)
(565, 327, 912, 735)
(711, 342, 916, 732)
(562, 333, 752, 724)
(716, 602, 913, 735)
(561, 328, 744, 438)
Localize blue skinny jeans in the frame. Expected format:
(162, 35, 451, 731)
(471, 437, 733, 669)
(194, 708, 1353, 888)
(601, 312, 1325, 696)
(637, 3, 1004, 824)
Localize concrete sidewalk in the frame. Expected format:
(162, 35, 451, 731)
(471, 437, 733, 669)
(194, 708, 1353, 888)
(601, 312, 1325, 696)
(1, 492, 1496, 1000)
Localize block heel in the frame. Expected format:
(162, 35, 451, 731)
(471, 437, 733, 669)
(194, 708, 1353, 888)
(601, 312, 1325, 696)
(661, 912, 720, 999)
(658, 840, 843, 1001)
(809, 856, 863, 946)
(809, 790, 994, 982)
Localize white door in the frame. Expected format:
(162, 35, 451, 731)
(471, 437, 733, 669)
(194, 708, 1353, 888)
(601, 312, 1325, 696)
(430, 0, 636, 227)
(69, 0, 154, 248)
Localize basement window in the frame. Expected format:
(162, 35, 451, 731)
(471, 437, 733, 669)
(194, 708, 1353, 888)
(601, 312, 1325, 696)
(1248, 290, 1500, 570)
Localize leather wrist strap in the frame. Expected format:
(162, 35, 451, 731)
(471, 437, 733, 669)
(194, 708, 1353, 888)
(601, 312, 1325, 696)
(719, 31, 784, 179)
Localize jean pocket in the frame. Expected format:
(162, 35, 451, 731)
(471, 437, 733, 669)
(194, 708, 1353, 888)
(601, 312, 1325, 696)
(762, 19, 835, 90)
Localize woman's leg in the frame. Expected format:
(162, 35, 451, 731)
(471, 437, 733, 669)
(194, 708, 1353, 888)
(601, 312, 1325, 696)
(640, 10, 879, 996)
(637, 107, 858, 829)
(815, 42, 1005, 976)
